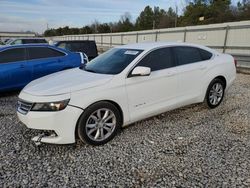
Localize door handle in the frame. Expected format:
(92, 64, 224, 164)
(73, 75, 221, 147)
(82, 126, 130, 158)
(165, 71, 176, 77)
(199, 65, 207, 70)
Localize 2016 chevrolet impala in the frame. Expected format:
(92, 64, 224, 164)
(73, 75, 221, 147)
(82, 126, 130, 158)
(17, 42, 236, 146)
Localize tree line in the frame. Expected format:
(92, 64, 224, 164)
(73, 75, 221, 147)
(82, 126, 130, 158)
(44, 0, 250, 36)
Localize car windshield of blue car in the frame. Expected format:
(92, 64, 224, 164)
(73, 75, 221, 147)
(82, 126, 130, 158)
(83, 48, 143, 75)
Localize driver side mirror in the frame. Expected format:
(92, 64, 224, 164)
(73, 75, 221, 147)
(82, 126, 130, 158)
(131, 66, 151, 77)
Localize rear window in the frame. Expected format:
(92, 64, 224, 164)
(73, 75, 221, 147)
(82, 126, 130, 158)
(27, 47, 65, 60)
(23, 39, 47, 44)
(0, 48, 26, 64)
(199, 49, 213, 60)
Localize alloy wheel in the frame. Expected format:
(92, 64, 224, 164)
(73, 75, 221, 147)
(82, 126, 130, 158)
(85, 108, 116, 142)
(209, 83, 224, 106)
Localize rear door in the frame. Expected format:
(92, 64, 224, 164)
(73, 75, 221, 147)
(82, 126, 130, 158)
(26, 47, 66, 80)
(173, 46, 212, 103)
(0, 47, 32, 90)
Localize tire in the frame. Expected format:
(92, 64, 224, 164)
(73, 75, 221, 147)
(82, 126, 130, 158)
(77, 101, 122, 146)
(205, 78, 225, 109)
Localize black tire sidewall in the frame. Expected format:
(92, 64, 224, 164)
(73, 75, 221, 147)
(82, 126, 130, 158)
(77, 101, 122, 146)
(206, 78, 225, 109)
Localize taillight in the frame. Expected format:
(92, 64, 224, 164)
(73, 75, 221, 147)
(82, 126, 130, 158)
(234, 58, 237, 67)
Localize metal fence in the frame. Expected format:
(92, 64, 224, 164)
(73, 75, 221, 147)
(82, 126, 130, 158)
(50, 20, 250, 69)
(0, 32, 36, 41)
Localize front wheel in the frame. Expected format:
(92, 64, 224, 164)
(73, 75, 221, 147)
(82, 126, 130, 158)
(77, 101, 122, 146)
(205, 78, 225, 109)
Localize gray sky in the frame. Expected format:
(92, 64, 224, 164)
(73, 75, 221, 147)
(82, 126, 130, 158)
(0, 0, 239, 34)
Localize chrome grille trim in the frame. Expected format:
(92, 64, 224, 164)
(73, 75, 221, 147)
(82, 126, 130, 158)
(17, 100, 33, 115)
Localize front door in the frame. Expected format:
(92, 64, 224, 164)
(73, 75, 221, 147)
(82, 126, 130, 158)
(125, 47, 178, 122)
(26, 47, 66, 80)
(0, 47, 32, 91)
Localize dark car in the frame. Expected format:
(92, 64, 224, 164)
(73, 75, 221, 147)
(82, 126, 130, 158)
(55, 40, 98, 60)
(7, 38, 47, 45)
(0, 44, 84, 92)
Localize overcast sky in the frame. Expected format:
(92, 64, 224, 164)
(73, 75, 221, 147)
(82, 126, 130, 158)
(0, 0, 188, 34)
(0, 0, 239, 34)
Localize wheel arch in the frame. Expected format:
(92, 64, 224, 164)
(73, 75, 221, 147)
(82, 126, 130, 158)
(201, 75, 227, 102)
(213, 75, 227, 88)
(74, 99, 124, 139)
(203, 75, 227, 101)
(204, 75, 226, 108)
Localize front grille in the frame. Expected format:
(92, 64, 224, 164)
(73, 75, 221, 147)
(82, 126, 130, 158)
(17, 100, 33, 115)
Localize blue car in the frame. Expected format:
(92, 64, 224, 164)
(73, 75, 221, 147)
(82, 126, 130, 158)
(0, 44, 84, 92)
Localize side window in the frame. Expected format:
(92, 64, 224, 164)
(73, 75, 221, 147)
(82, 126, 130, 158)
(0, 48, 26, 64)
(58, 43, 66, 49)
(199, 49, 213, 60)
(23, 39, 31, 44)
(11, 39, 22, 45)
(136, 47, 175, 71)
(27, 47, 65, 60)
(23, 39, 45, 44)
(38, 39, 47, 43)
(67, 43, 81, 51)
(174, 47, 202, 66)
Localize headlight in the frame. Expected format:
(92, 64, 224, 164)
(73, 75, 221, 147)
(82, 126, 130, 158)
(31, 99, 70, 112)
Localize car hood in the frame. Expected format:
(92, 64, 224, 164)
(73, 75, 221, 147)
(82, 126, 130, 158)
(23, 68, 114, 96)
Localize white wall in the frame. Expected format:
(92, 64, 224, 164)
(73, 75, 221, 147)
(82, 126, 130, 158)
(50, 20, 250, 55)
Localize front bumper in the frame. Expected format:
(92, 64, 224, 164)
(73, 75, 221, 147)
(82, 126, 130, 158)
(17, 103, 83, 144)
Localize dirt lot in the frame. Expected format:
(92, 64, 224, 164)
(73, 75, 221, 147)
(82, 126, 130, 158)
(0, 73, 249, 187)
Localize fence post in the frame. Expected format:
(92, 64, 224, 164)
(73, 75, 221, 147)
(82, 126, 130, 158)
(223, 25, 229, 53)
(136, 32, 139, 43)
(121, 34, 123, 45)
(101, 35, 103, 46)
(110, 35, 112, 47)
(184, 29, 187, 42)
(155, 31, 158, 42)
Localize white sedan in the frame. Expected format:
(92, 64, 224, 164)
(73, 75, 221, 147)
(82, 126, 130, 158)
(17, 42, 236, 145)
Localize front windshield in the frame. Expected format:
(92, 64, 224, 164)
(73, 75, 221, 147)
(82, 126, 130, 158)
(83, 48, 143, 75)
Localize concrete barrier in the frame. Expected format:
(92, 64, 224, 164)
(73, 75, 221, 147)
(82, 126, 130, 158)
(50, 20, 250, 69)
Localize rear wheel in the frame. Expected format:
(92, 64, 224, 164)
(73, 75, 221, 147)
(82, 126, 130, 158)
(77, 101, 122, 146)
(206, 78, 225, 108)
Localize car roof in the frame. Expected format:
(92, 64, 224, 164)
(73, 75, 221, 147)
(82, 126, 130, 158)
(0, 44, 70, 53)
(116, 41, 218, 53)
(57, 40, 95, 42)
(10, 38, 46, 40)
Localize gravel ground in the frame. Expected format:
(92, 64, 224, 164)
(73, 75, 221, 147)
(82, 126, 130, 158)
(0, 73, 249, 187)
